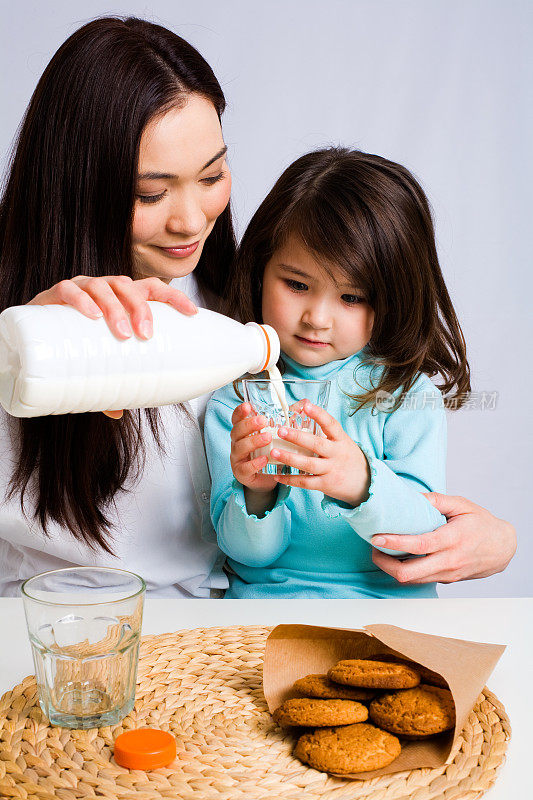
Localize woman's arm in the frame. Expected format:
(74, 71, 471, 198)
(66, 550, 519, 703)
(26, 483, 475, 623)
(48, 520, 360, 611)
(371, 493, 517, 583)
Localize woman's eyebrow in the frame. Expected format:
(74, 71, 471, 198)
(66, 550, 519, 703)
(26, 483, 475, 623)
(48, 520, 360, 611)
(138, 146, 228, 180)
(137, 171, 175, 180)
(200, 145, 227, 172)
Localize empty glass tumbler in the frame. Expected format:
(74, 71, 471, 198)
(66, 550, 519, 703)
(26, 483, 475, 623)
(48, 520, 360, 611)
(242, 377, 331, 475)
(21, 567, 145, 729)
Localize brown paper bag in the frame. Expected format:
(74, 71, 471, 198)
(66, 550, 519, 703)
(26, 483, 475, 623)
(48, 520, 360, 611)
(263, 623, 505, 779)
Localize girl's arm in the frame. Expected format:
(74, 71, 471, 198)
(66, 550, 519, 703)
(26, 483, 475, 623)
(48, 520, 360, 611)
(204, 395, 292, 567)
(273, 375, 447, 555)
(325, 379, 447, 553)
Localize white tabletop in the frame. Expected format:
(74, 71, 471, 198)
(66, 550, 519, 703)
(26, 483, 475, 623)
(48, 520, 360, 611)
(1, 597, 530, 798)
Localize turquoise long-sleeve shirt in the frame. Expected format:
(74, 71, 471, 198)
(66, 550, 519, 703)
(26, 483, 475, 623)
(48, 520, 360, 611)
(204, 351, 447, 599)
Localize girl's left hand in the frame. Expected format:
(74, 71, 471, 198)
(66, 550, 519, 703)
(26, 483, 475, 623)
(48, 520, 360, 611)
(273, 401, 371, 507)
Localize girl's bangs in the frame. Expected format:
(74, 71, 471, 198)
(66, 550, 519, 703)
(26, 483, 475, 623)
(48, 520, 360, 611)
(274, 197, 376, 303)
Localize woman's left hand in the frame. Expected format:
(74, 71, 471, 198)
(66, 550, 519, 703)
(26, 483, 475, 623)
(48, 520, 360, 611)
(273, 401, 371, 506)
(371, 492, 517, 584)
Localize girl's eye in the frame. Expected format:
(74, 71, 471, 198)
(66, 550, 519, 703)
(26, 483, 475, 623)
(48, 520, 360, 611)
(342, 294, 365, 305)
(286, 279, 308, 292)
(201, 172, 224, 185)
(136, 191, 166, 204)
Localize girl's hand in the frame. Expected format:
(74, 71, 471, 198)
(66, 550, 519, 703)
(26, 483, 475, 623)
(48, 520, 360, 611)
(28, 275, 197, 419)
(370, 493, 517, 584)
(272, 401, 371, 507)
(230, 404, 278, 494)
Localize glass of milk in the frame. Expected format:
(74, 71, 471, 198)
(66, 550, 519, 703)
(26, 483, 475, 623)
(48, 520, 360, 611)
(242, 374, 331, 475)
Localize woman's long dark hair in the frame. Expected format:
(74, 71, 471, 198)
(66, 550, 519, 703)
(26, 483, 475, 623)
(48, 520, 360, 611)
(0, 17, 236, 552)
(228, 147, 470, 411)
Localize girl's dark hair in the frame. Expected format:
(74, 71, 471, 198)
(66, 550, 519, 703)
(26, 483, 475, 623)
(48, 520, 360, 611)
(228, 147, 470, 411)
(0, 17, 236, 552)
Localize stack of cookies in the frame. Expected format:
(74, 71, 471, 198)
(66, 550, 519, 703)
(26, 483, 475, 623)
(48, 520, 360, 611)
(272, 655, 455, 775)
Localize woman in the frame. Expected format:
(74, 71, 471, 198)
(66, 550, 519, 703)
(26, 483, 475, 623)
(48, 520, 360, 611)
(0, 17, 234, 597)
(0, 16, 515, 597)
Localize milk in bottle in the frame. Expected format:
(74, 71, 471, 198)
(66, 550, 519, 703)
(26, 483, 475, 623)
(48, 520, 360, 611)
(0, 303, 280, 417)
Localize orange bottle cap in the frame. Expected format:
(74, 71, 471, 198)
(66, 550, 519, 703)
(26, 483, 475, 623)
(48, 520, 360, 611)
(114, 728, 176, 770)
(258, 325, 272, 373)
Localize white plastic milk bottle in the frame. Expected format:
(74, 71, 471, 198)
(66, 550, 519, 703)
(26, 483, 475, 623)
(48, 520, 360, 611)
(0, 303, 280, 417)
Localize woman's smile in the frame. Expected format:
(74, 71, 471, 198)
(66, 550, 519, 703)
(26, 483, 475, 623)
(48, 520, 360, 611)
(157, 242, 200, 258)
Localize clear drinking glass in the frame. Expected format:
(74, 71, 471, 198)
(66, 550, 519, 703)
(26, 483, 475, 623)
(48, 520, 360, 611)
(242, 377, 331, 475)
(21, 567, 145, 729)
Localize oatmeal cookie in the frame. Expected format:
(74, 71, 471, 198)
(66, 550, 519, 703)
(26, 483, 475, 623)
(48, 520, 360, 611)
(365, 653, 448, 688)
(328, 659, 421, 689)
(272, 697, 368, 727)
(293, 674, 375, 701)
(369, 685, 455, 737)
(294, 722, 401, 773)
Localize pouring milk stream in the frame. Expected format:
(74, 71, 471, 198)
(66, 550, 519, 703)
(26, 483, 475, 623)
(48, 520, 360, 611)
(268, 365, 291, 426)
(252, 364, 315, 468)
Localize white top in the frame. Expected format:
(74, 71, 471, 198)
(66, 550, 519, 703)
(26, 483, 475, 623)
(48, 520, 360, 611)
(0, 274, 228, 598)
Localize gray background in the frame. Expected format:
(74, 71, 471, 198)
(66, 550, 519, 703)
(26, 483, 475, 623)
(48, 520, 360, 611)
(1, 0, 531, 597)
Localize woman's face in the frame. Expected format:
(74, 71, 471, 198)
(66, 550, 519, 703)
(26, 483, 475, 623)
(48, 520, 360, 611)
(132, 94, 231, 282)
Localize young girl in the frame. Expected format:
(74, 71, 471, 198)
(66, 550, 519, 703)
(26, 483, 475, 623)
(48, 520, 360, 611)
(204, 147, 471, 599)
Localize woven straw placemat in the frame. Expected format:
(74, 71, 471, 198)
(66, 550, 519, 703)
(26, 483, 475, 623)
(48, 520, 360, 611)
(0, 625, 511, 800)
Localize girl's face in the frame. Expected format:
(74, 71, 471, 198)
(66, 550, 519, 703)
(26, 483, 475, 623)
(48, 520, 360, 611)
(132, 94, 231, 282)
(262, 235, 374, 367)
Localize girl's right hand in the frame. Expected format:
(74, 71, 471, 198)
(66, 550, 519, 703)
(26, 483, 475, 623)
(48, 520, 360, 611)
(230, 403, 278, 493)
(27, 275, 198, 418)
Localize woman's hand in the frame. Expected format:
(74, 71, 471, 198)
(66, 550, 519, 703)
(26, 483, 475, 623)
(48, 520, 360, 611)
(28, 275, 197, 419)
(371, 493, 517, 584)
(28, 275, 197, 338)
(230, 403, 278, 495)
(272, 401, 371, 507)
